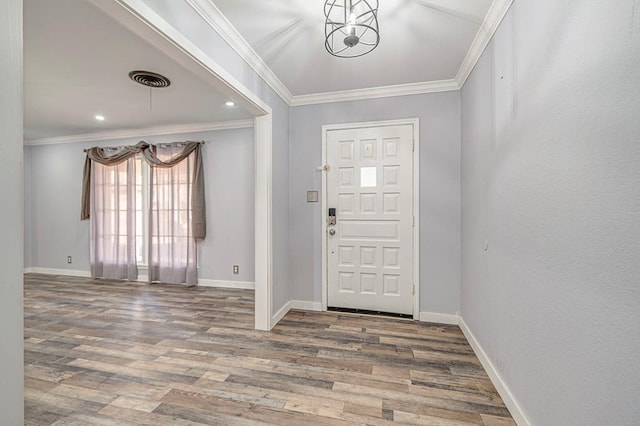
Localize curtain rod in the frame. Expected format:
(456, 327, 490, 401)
(84, 141, 205, 152)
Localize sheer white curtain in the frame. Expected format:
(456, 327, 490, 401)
(90, 150, 138, 280)
(148, 144, 197, 286)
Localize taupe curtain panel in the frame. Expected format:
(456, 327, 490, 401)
(81, 141, 206, 240)
(147, 143, 200, 286)
(89, 150, 138, 281)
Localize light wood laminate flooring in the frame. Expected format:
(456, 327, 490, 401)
(24, 273, 515, 425)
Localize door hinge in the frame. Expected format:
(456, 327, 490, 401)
(412, 139, 415, 152)
(316, 165, 330, 172)
(412, 216, 415, 227)
(412, 284, 415, 295)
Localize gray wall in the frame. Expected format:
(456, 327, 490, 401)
(24, 145, 33, 268)
(25, 128, 255, 283)
(0, 0, 24, 423)
(460, 1, 640, 424)
(26, 142, 89, 271)
(289, 92, 461, 315)
(139, 0, 291, 314)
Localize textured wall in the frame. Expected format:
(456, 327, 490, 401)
(26, 128, 255, 283)
(0, 0, 24, 423)
(289, 92, 461, 315)
(461, 1, 640, 424)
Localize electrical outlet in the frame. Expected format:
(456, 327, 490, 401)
(67, 256, 72, 264)
(233, 265, 239, 274)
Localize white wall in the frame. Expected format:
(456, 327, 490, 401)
(460, 1, 640, 424)
(0, 0, 24, 423)
(25, 128, 255, 283)
(139, 0, 291, 315)
(289, 92, 461, 316)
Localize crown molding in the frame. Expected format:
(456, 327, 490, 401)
(455, 0, 515, 88)
(185, 0, 294, 105)
(290, 79, 460, 107)
(185, 0, 512, 106)
(24, 119, 254, 146)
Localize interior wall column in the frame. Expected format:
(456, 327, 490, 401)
(0, 0, 25, 423)
(254, 113, 273, 330)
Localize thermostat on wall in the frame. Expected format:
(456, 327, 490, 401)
(307, 191, 319, 203)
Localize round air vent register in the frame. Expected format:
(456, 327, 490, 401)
(128, 70, 171, 88)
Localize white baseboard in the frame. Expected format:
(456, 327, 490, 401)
(271, 300, 292, 327)
(24, 267, 254, 289)
(24, 267, 92, 278)
(419, 311, 459, 325)
(458, 316, 531, 426)
(270, 300, 321, 328)
(197, 279, 254, 289)
(290, 300, 323, 311)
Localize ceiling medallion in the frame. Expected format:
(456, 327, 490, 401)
(324, 0, 379, 58)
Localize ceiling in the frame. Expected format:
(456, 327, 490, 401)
(24, 0, 497, 141)
(23, 0, 253, 142)
(212, 0, 494, 95)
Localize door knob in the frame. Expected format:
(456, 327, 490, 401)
(328, 228, 336, 236)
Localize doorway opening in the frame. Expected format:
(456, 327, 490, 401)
(26, 0, 275, 330)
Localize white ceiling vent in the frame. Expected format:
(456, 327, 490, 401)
(128, 70, 171, 88)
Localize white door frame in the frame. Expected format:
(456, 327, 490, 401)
(89, 0, 275, 330)
(321, 118, 420, 320)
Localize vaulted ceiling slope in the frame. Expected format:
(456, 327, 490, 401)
(24, 0, 252, 142)
(190, 0, 513, 104)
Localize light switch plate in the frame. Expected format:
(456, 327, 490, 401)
(307, 190, 319, 203)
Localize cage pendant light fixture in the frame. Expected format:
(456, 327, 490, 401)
(324, 0, 379, 58)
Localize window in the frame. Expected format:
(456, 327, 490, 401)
(135, 157, 149, 266)
(87, 142, 202, 285)
(361, 166, 377, 187)
(129, 153, 194, 268)
(93, 158, 134, 259)
(149, 145, 194, 270)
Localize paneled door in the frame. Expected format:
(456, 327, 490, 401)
(326, 124, 414, 315)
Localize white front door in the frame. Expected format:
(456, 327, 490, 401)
(326, 123, 414, 315)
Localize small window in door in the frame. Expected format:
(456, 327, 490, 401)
(360, 167, 377, 187)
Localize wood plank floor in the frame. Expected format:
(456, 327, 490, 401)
(24, 273, 515, 425)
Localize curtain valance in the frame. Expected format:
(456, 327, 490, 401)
(81, 141, 206, 240)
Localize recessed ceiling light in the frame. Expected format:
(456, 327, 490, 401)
(225, 101, 235, 107)
(95, 115, 105, 121)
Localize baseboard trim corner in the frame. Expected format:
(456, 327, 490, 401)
(290, 300, 323, 311)
(419, 311, 459, 325)
(271, 300, 292, 327)
(458, 316, 531, 426)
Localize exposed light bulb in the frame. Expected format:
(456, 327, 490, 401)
(225, 101, 235, 107)
(95, 115, 105, 121)
(346, 5, 360, 35)
(347, 10, 356, 31)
